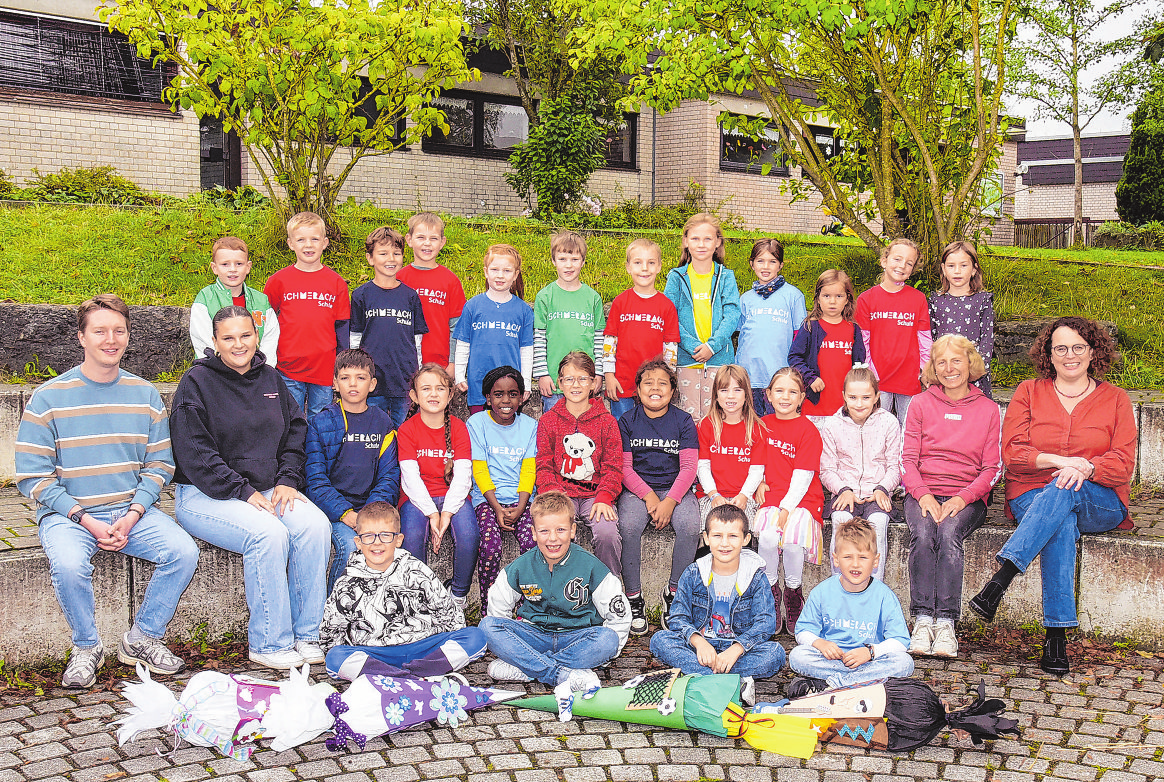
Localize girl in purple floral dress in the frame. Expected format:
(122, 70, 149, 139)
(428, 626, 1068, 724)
(928, 242, 994, 396)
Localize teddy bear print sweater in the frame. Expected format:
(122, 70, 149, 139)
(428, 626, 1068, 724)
(535, 397, 623, 506)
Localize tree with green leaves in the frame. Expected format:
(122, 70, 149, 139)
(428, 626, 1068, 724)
(1008, 0, 1146, 246)
(574, 0, 1014, 275)
(1116, 75, 1164, 225)
(467, 0, 625, 215)
(101, 0, 477, 234)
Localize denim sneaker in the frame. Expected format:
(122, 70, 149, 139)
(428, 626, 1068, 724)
(62, 644, 105, 688)
(118, 632, 184, 675)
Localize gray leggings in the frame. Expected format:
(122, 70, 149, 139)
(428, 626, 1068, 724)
(617, 490, 701, 594)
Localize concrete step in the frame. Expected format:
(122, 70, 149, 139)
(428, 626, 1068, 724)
(2, 487, 1163, 663)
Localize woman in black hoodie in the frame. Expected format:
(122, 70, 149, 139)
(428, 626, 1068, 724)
(171, 306, 330, 671)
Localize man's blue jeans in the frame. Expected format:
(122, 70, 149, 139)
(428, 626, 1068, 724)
(39, 506, 199, 649)
(480, 616, 619, 684)
(788, 645, 914, 688)
(649, 630, 786, 678)
(1000, 479, 1126, 628)
(175, 484, 330, 654)
(282, 377, 334, 420)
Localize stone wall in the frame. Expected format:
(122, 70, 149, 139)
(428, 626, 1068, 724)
(1014, 181, 1119, 222)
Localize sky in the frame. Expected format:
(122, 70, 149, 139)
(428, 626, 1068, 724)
(1004, 10, 1145, 139)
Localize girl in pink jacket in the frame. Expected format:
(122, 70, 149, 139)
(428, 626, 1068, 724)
(817, 366, 901, 582)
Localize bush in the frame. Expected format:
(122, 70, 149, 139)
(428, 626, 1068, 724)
(0, 169, 14, 199)
(1116, 77, 1164, 225)
(187, 185, 271, 210)
(26, 166, 158, 205)
(540, 181, 744, 231)
(1093, 221, 1164, 251)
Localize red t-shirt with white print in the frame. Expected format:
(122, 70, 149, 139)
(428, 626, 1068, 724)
(697, 418, 766, 499)
(397, 414, 471, 501)
(759, 414, 824, 520)
(603, 290, 680, 399)
(855, 284, 930, 395)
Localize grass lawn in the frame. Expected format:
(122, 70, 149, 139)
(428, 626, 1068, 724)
(3, 203, 1164, 387)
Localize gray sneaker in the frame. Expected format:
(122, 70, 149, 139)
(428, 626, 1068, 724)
(62, 644, 105, 688)
(118, 632, 185, 675)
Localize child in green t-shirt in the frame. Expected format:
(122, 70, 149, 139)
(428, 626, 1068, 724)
(533, 231, 606, 412)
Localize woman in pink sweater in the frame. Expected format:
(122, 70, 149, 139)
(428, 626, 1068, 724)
(901, 335, 1002, 660)
(969, 317, 1135, 677)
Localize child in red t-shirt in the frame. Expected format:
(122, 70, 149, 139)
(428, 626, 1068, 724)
(789, 269, 866, 418)
(399, 212, 466, 376)
(264, 211, 351, 419)
(754, 367, 825, 633)
(854, 239, 932, 427)
(396, 363, 477, 608)
(603, 239, 680, 419)
(696, 365, 767, 526)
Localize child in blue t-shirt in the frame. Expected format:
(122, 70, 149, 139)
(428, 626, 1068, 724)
(467, 365, 538, 597)
(616, 359, 700, 636)
(350, 226, 429, 431)
(736, 238, 806, 416)
(305, 349, 401, 591)
(788, 518, 913, 696)
(453, 244, 535, 413)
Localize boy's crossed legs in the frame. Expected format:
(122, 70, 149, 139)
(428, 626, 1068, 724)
(480, 617, 618, 685)
(650, 631, 785, 678)
(788, 644, 913, 689)
(326, 627, 487, 681)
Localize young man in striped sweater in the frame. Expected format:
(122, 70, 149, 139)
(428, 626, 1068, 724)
(15, 294, 199, 688)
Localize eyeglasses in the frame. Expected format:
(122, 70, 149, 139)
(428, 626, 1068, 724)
(1051, 344, 1090, 357)
(357, 531, 405, 544)
(558, 376, 592, 387)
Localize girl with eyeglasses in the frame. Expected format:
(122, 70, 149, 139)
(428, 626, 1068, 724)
(535, 351, 624, 573)
(969, 316, 1136, 677)
(319, 501, 486, 681)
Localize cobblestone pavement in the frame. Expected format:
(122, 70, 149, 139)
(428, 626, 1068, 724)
(1, 632, 1162, 782)
(7, 484, 1164, 549)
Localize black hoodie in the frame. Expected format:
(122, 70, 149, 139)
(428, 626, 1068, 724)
(171, 351, 307, 500)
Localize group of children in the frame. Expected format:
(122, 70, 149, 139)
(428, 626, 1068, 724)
(191, 208, 995, 702)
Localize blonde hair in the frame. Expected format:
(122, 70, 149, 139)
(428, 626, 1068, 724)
(286, 211, 325, 236)
(834, 517, 878, 553)
(355, 501, 401, 533)
(938, 241, 985, 294)
(805, 269, 856, 325)
(626, 238, 661, 264)
(922, 334, 987, 385)
(679, 212, 726, 266)
(551, 231, 587, 260)
(531, 490, 577, 522)
(212, 236, 249, 262)
(483, 243, 526, 300)
(707, 364, 763, 447)
(878, 237, 920, 283)
(407, 211, 445, 236)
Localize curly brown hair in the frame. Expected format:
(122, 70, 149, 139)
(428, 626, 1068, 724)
(1029, 316, 1117, 380)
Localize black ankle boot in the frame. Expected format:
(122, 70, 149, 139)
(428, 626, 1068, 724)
(1040, 634, 1070, 676)
(969, 580, 1006, 622)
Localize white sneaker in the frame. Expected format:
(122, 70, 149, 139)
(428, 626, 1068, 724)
(452, 594, 468, 612)
(931, 623, 959, 658)
(62, 644, 105, 688)
(295, 641, 325, 664)
(740, 676, 756, 707)
(556, 667, 600, 693)
(488, 659, 533, 682)
(249, 648, 305, 670)
(909, 618, 934, 656)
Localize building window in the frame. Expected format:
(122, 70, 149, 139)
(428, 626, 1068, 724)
(423, 91, 529, 158)
(720, 117, 789, 176)
(352, 78, 407, 144)
(603, 114, 638, 169)
(0, 11, 168, 103)
(810, 125, 842, 161)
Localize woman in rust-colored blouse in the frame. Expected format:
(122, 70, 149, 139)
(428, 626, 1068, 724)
(968, 316, 1135, 677)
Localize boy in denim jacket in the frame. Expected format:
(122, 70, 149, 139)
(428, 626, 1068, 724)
(649, 504, 786, 706)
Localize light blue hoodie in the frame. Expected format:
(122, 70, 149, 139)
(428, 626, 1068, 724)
(663, 262, 741, 367)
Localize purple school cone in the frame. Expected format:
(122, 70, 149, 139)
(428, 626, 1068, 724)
(325, 673, 524, 751)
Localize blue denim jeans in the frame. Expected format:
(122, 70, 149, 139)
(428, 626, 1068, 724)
(39, 507, 199, 648)
(480, 616, 619, 685)
(649, 630, 786, 678)
(1000, 480, 1126, 627)
(399, 496, 479, 598)
(325, 627, 487, 680)
(329, 521, 358, 593)
(752, 388, 774, 418)
(608, 397, 635, 419)
(367, 395, 411, 431)
(282, 376, 334, 420)
(541, 393, 563, 413)
(788, 644, 914, 688)
(879, 391, 914, 430)
(174, 483, 330, 653)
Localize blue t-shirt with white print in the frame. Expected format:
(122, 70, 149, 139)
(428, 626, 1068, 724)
(453, 294, 534, 406)
(467, 410, 537, 507)
(794, 574, 910, 649)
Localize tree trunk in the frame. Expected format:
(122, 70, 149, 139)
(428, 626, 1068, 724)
(1072, 30, 1084, 248)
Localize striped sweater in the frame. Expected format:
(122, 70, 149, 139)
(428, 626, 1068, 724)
(15, 366, 174, 521)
